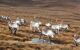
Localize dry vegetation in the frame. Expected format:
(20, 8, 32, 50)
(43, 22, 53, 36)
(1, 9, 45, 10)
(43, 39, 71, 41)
(0, 0, 80, 50)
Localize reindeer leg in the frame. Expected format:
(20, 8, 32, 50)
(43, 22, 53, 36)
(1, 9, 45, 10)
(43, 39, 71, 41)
(14, 28, 17, 35)
(33, 27, 35, 32)
(55, 29, 57, 34)
(55, 29, 58, 34)
(12, 28, 16, 35)
(9, 27, 11, 31)
(30, 24, 32, 31)
(10, 27, 13, 35)
(58, 29, 59, 34)
(30, 25, 34, 33)
(38, 27, 41, 32)
(49, 36, 51, 44)
(39, 32, 42, 39)
(11, 28, 14, 35)
(9, 27, 11, 32)
(11, 30, 13, 35)
(74, 41, 78, 46)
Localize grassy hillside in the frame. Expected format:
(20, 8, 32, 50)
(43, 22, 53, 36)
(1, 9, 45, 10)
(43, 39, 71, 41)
(0, 0, 80, 50)
(0, 0, 80, 7)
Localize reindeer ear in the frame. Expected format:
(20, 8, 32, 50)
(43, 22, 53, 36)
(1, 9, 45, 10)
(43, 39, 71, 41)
(74, 34, 78, 37)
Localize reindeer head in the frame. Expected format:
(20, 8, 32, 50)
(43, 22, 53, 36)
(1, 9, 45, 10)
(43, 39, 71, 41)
(73, 34, 79, 39)
(67, 24, 71, 28)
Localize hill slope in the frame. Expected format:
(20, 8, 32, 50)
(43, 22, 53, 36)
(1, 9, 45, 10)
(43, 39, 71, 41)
(0, 0, 80, 7)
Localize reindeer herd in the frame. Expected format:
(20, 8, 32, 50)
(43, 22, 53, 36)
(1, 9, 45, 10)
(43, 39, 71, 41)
(0, 16, 80, 46)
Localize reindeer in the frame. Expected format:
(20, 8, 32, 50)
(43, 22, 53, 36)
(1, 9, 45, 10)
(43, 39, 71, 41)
(51, 18, 70, 34)
(45, 22, 52, 29)
(30, 17, 42, 32)
(59, 24, 70, 31)
(40, 26, 56, 43)
(45, 18, 53, 27)
(0, 16, 11, 23)
(15, 17, 27, 26)
(8, 21, 20, 35)
(45, 23, 51, 27)
(73, 34, 80, 46)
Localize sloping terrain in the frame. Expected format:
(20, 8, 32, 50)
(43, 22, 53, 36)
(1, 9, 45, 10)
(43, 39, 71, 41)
(0, 0, 80, 7)
(0, 0, 80, 50)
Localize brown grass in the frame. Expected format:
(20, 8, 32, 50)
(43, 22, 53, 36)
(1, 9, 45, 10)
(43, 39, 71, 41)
(0, 3, 80, 50)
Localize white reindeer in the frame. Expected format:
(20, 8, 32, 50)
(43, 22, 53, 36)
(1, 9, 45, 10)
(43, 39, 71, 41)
(73, 34, 80, 46)
(41, 27, 55, 38)
(15, 17, 26, 26)
(45, 23, 51, 27)
(30, 17, 42, 32)
(0, 16, 11, 23)
(8, 21, 20, 35)
(20, 18, 26, 25)
(59, 24, 70, 30)
(51, 24, 70, 34)
(51, 24, 61, 34)
(40, 26, 56, 43)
